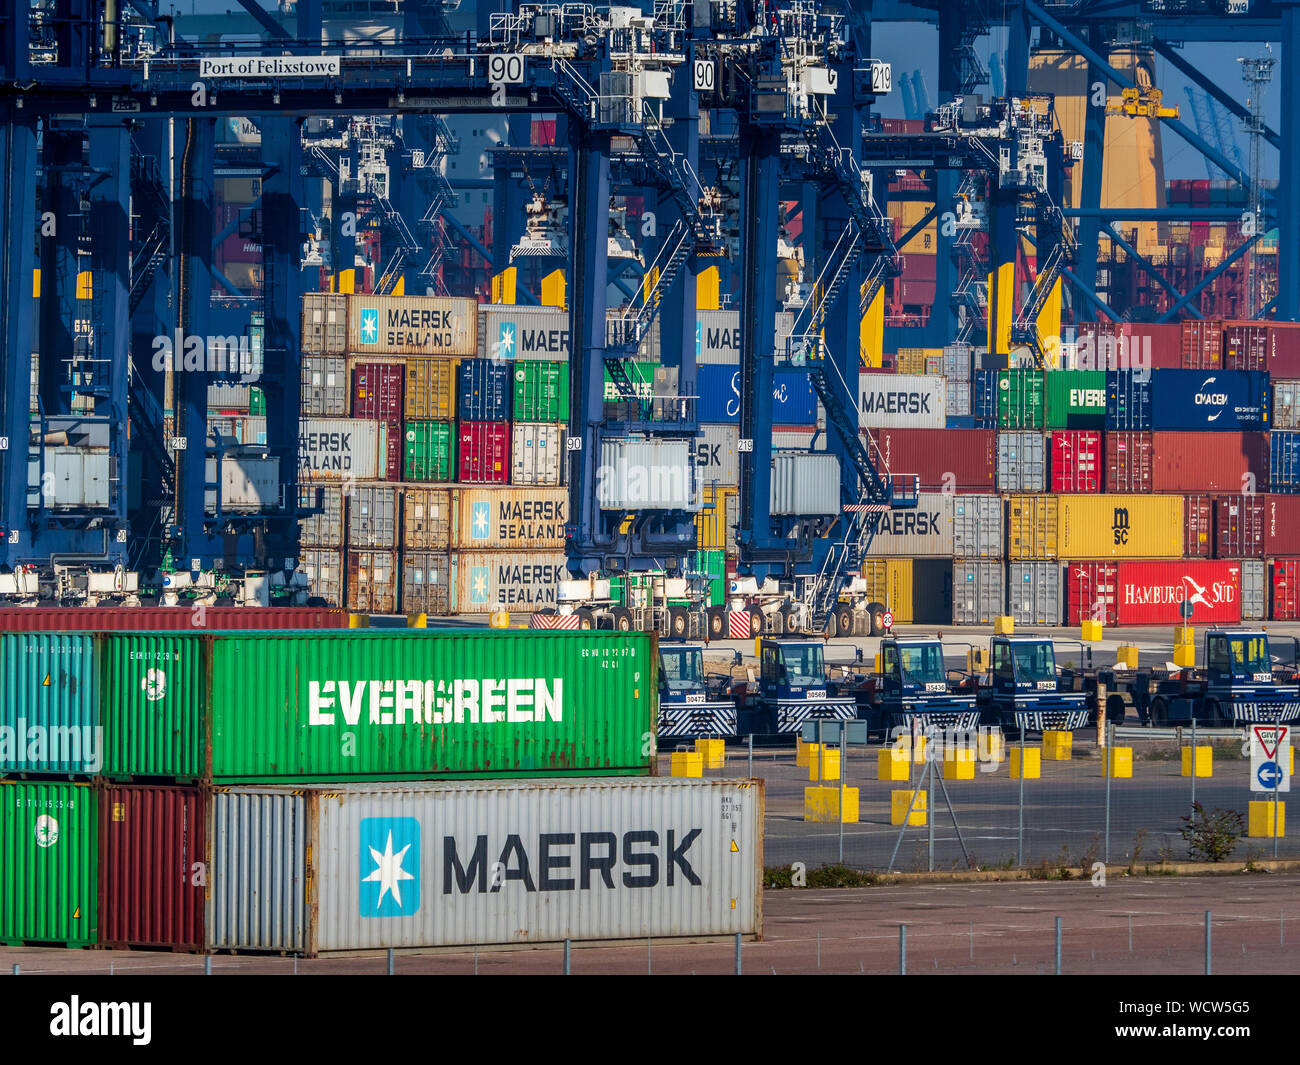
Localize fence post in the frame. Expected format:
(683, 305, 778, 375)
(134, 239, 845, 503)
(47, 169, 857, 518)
(1055, 916, 1062, 975)
(747, 732, 753, 778)
(1104, 721, 1114, 863)
(563, 939, 571, 975)
(839, 726, 846, 864)
(899, 923, 907, 975)
(734, 932, 742, 975)
(1017, 728, 1025, 867)
(1205, 910, 1212, 975)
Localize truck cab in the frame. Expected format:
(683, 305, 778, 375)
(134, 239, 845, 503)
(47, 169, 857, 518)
(982, 635, 1091, 732)
(867, 637, 979, 733)
(736, 638, 857, 736)
(1149, 629, 1300, 725)
(657, 645, 739, 739)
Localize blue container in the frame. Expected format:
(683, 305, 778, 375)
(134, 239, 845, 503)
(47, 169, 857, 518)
(1271, 432, 1300, 493)
(973, 370, 997, 428)
(1149, 369, 1270, 431)
(1106, 369, 1152, 431)
(0, 634, 99, 776)
(698, 365, 816, 424)
(456, 359, 511, 421)
(945, 415, 979, 429)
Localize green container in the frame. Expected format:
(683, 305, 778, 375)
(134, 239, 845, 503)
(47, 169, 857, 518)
(1043, 369, 1107, 429)
(208, 629, 657, 781)
(0, 781, 97, 946)
(996, 370, 1045, 429)
(403, 420, 454, 482)
(249, 387, 266, 416)
(513, 361, 570, 422)
(602, 360, 658, 401)
(100, 634, 206, 781)
(692, 550, 726, 608)
(0, 634, 98, 776)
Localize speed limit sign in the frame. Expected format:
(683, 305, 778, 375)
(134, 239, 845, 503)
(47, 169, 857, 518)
(882, 611, 894, 630)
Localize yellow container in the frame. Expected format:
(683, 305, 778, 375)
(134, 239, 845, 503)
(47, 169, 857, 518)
(877, 747, 911, 781)
(943, 748, 976, 780)
(1248, 800, 1285, 838)
(1116, 645, 1139, 669)
(1104, 747, 1133, 778)
(1173, 643, 1196, 668)
(671, 751, 703, 778)
(1181, 746, 1213, 778)
(890, 789, 928, 826)
(695, 485, 737, 552)
(993, 616, 1015, 635)
(805, 786, 859, 823)
(1010, 747, 1041, 779)
(1006, 495, 1060, 560)
(857, 559, 914, 624)
(1043, 731, 1073, 760)
(695, 738, 726, 770)
(1058, 495, 1184, 559)
(810, 748, 841, 782)
(1081, 619, 1103, 642)
(978, 731, 1005, 763)
(796, 740, 819, 768)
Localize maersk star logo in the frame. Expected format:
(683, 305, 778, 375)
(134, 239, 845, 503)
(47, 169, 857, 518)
(359, 307, 380, 345)
(359, 817, 420, 917)
(498, 321, 516, 359)
(469, 566, 490, 605)
(471, 500, 491, 539)
(695, 320, 702, 357)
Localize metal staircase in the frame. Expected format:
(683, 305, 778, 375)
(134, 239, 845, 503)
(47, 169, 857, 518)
(1011, 241, 1066, 362)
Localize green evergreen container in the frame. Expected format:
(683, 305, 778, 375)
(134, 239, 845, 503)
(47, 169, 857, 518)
(208, 629, 657, 781)
(602, 360, 658, 400)
(1043, 369, 1107, 429)
(0, 781, 97, 946)
(512, 361, 570, 421)
(403, 420, 455, 482)
(996, 370, 1045, 429)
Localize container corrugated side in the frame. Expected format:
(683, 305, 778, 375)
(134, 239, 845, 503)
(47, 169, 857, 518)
(871, 491, 953, 556)
(598, 440, 694, 510)
(207, 787, 308, 953)
(450, 551, 567, 612)
(452, 486, 566, 550)
(996, 432, 1046, 492)
(100, 634, 205, 781)
(0, 634, 97, 776)
(858, 373, 946, 429)
(298, 483, 344, 547)
(0, 607, 346, 632)
(1115, 561, 1241, 625)
(695, 424, 740, 487)
(98, 784, 205, 950)
(952, 494, 1003, 558)
(208, 629, 656, 781)
(1265, 495, 1300, 555)
(309, 778, 762, 953)
(402, 486, 452, 551)
(952, 561, 1003, 625)
(869, 429, 996, 493)
(1008, 562, 1062, 626)
(1043, 370, 1106, 429)
(770, 453, 839, 515)
(299, 418, 386, 482)
(347, 295, 477, 356)
(1150, 431, 1270, 493)
(1058, 495, 1184, 559)
(0, 780, 97, 945)
(1006, 496, 1058, 560)
(481, 305, 570, 361)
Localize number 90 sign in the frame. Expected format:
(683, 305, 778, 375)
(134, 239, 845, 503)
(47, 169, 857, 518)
(489, 54, 525, 84)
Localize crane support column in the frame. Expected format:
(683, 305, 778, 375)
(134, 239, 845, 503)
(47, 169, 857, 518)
(1280, 2, 1300, 319)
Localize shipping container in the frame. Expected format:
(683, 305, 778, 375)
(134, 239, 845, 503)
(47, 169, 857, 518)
(1272, 558, 1300, 620)
(996, 432, 1046, 492)
(870, 491, 953, 556)
(512, 361, 569, 422)
(0, 607, 346, 632)
(597, 439, 694, 510)
(382, 421, 405, 483)
(302, 293, 349, 355)
(1150, 431, 1270, 492)
(299, 418, 387, 482)
(858, 372, 946, 429)
(1223, 321, 1300, 377)
(351, 363, 405, 423)
(996, 370, 1044, 429)
(348, 485, 398, 549)
(695, 486, 737, 553)
(770, 453, 840, 516)
(698, 366, 817, 424)
(457, 359, 512, 422)
(301, 547, 344, 607)
(946, 378, 972, 418)
(208, 629, 654, 780)
(1274, 381, 1300, 430)
(1050, 429, 1101, 493)
(98, 784, 205, 950)
(403, 420, 454, 482)
(480, 305, 569, 361)
(401, 551, 451, 616)
(1059, 494, 1184, 560)
(453, 486, 567, 550)
(869, 428, 996, 493)
(511, 423, 564, 486)
(1066, 562, 1118, 626)
(0, 780, 97, 945)
(1008, 561, 1062, 626)
(1180, 319, 1223, 369)
(696, 309, 742, 363)
(458, 421, 510, 484)
(1271, 431, 1300, 493)
(403, 359, 457, 422)
(1105, 430, 1152, 493)
(1043, 370, 1106, 429)
(0, 634, 97, 777)
(402, 486, 452, 552)
(1263, 494, 1300, 556)
(1006, 496, 1058, 560)
(1074, 322, 1180, 369)
(1114, 560, 1241, 625)
(346, 550, 398, 614)
(1184, 495, 1213, 558)
(347, 295, 477, 356)
(603, 360, 658, 402)
(952, 494, 1003, 558)
(1105, 370, 1152, 431)
(1149, 370, 1270, 431)
(208, 383, 251, 413)
(952, 561, 1003, 625)
(449, 551, 567, 612)
(1214, 495, 1265, 558)
(694, 424, 740, 486)
(1241, 559, 1266, 621)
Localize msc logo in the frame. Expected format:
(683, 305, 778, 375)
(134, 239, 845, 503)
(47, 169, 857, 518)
(471, 500, 491, 540)
(469, 566, 491, 605)
(1112, 507, 1130, 546)
(359, 308, 380, 345)
(141, 668, 167, 702)
(496, 321, 517, 359)
(360, 817, 420, 917)
(34, 814, 59, 848)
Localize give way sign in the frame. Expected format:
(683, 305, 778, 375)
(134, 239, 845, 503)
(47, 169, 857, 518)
(1250, 725, 1290, 793)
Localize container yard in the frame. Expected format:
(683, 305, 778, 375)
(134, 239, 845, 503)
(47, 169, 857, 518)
(6, 0, 1300, 1002)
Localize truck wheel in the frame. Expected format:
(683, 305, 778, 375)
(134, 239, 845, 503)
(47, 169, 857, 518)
(707, 607, 725, 639)
(1151, 697, 1169, 727)
(611, 607, 633, 632)
(575, 608, 596, 631)
(867, 601, 887, 636)
(834, 605, 854, 639)
(668, 605, 689, 639)
(1203, 698, 1225, 727)
(747, 607, 764, 638)
(1105, 695, 1126, 727)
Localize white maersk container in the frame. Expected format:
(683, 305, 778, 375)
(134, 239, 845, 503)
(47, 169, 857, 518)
(598, 439, 695, 510)
(205, 778, 762, 955)
(299, 418, 387, 482)
(857, 372, 946, 429)
(871, 491, 954, 556)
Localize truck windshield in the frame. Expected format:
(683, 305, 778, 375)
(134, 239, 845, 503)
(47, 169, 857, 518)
(1227, 637, 1270, 673)
(781, 645, 825, 686)
(899, 644, 946, 686)
(660, 649, 703, 692)
(1012, 642, 1057, 684)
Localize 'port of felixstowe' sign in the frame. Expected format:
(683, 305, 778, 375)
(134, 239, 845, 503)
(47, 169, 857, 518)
(199, 56, 341, 78)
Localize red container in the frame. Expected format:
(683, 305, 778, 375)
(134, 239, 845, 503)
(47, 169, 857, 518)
(458, 421, 510, 483)
(900, 254, 937, 281)
(1183, 495, 1212, 558)
(1149, 431, 1270, 493)
(1213, 495, 1265, 558)
(1180, 320, 1223, 369)
(899, 280, 936, 305)
(1222, 321, 1300, 377)
(1077, 323, 1181, 370)
(1050, 430, 1101, 493)
(352, 363, 404, 422)
(1272, 559, 1300, 620)
(1115, 560, 1241, 625)
(382, 419, 402, 481)
(868, 428, 996, 493)
(98, 784, 206, 951)
(0, 606, 347, 631)
(1264, 495, 1300, 556)
(1104, 431, 1152, 493)
(1066, 562, 1118, 626)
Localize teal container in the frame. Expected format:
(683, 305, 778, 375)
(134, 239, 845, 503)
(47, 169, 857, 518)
(0, 634, 98, 776)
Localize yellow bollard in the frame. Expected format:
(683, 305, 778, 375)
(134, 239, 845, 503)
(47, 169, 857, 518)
(796, 740, 819, 768)
(1172, 643, 1196, 668)
(978, 731, 1005, 763)
(489, 609, 511, 629)
(810, 748, 841, 782)
(1010, 747, 1041, 779)
(804, 786, 859, 823)
(1174, 625, 1195, 647)
(1104, 747, 1133, 778)
(1116, 645, 1139, 670)
(877, 747, 911, 781)
(1043, 731, 1073, 761)
(670, 751, 703, 777)
(993, 616, 1015, 635)
(943, 748, 976, 780)
(407, 612, 428, 629)
(754, 635, 762, 658)
(695, 738, 725, 770)
(1181, 746, 1213, 778)
(348, 613, 369, 628)
(1248, 801, 1285, 838)
(890, 789, 928, 826)
(894, 735, 928, 763)
(1081, 620, 1103, 642)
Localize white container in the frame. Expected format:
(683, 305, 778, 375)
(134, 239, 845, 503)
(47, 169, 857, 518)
(872, 491, 954, 556)
(299, 418, 387, 482)
(452, 487, 567, 550)
(301, 293, 349, 355)
(857, 372, 946, 429)
(299, 484, 345, 547)
(695, 424, 739, 486)
(208, 383, 252, 411)
(36, 448, 112, 509)
(480, 305, 569, 361)
(449, 551, 568, 611)
(301, 356, 349, 416)
(300, 547, 344, 606)
(206, 454, 279, 512)
(597, 439, 695, 510)
(952, 494, 1004, 559)
(511, 423, 563, 486)
(770, 452, 840, 515)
